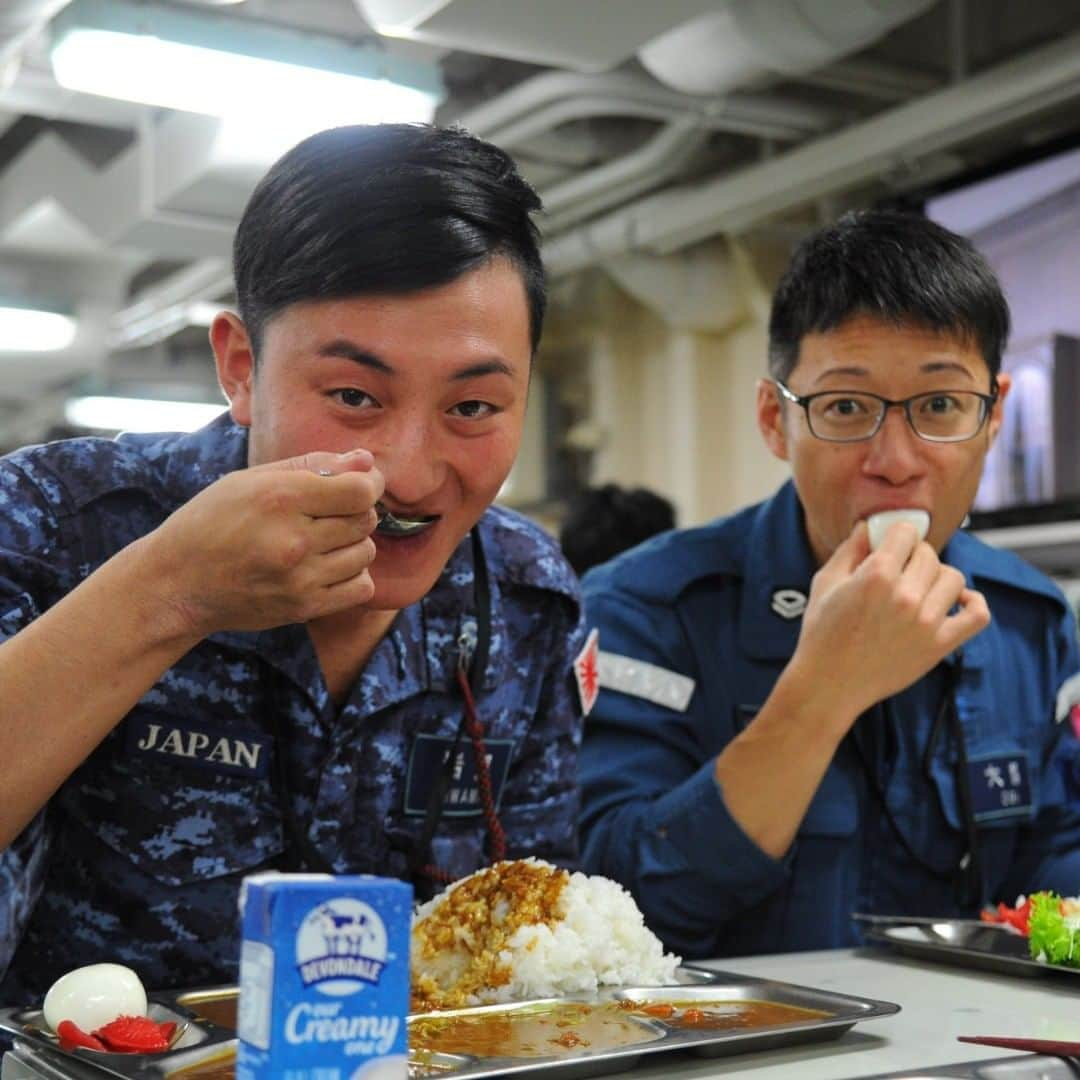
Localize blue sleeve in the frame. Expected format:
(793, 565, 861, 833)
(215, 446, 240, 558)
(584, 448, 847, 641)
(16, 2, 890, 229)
(500, 594, 586, 870)
(0, 814, 51, 983)
(0, 457, 71, 981)
(1002, 608, 1080, 897)
(579, 582, 788, 958)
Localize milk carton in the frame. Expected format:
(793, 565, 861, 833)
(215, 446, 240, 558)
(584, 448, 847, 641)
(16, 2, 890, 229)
(236, 873, 412, 1080)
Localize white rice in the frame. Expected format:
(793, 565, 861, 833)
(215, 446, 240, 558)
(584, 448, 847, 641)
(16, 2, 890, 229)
(411, 857, 680, 1007)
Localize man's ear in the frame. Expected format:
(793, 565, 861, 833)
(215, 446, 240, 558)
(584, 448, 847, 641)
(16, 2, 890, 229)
(756, 378, 790, 462)
(986, 370, 1011, 448)
(210, 312, 255, 428)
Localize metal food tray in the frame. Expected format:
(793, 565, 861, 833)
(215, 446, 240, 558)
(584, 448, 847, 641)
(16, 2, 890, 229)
(0, 996, 236, 1079)
(0, 965, 900, 1079)
(856, 914, 1080, 980)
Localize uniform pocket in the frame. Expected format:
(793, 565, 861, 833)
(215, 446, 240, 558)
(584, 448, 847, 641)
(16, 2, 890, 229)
(60, 707, 286, 887)
(926, 741, 1027, 888)
(926, 742, 1036, 832)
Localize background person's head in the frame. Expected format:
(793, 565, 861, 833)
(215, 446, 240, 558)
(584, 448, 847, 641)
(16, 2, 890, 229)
(560, 484, 677, 576)
(757, 210, 1012, 563)
(212, 124, 545, 612)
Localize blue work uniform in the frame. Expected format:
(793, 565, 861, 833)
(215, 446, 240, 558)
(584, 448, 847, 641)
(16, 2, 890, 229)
(579, 481, 1080, 959)
(0, 416, 584, 1003)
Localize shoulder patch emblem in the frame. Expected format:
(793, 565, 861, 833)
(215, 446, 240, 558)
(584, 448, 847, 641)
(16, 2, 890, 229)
(596, 651, 695, 713)
(1055, 670, 1080, 723)
(573, 628, 601, 716)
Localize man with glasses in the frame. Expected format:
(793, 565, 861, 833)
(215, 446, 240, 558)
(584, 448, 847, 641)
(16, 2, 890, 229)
(578, 210, 1080, 958)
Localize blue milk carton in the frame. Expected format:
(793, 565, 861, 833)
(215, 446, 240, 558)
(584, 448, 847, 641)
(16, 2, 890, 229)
(236, 872, 412, 1080)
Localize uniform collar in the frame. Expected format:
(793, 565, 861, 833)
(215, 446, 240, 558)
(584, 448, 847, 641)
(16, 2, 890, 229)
(939, 532, 999, 675)
(739, 481, 818, 662)
(736, 482, 1003, 674)
(154, 412, 250, 507)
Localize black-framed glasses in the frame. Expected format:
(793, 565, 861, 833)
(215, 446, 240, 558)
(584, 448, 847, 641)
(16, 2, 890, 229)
(774, 380, 999, 444)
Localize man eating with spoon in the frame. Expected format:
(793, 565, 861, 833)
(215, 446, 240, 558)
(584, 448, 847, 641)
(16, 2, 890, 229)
(0, 123, 585, 1002)
(579, 210, 1080, 958)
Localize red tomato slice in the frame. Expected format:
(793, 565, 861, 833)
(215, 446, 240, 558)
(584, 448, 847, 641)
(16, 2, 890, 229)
(56, 1019, 106, 1053)
(93, 1015, 171, 1053)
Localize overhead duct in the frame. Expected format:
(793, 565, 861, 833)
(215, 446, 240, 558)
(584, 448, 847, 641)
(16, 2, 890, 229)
(0, 0, 71, 88)
(355, 0, 722, 72)
(544, 29, 1080, 276)
(454, 69, 837, 241)
(639, 0, 937, 96)
(0, 1, 72, 63)
(456, 69, 837, 148)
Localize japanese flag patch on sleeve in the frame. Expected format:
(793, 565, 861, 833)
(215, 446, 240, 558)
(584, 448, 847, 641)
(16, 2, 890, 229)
(573, 628, 601, 716)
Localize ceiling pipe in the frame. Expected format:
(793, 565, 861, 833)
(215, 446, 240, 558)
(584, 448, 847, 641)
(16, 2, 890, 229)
(456, 69, 835, 147)
(108, 257, 232, 351)
(544, 29, 1080, 277)
(541, 119, 710, 234)
(797, 57, 939, 103)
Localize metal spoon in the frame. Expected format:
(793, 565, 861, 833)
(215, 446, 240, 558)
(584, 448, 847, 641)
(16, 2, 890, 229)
(375, 502, 438, 537)
(314, 470, 435, 537)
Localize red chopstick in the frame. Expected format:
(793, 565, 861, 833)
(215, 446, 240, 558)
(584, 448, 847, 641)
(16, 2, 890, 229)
(959, 1035, 1080, 1056)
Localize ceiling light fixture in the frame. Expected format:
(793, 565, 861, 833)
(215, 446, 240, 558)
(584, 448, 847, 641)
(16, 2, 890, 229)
(50, 0, 444, 133)
(0, 305, 77, 352)
(64, 395, 229, 433)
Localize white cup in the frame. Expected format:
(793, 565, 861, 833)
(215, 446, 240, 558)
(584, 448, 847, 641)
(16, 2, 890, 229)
(867, 509, 930, 552)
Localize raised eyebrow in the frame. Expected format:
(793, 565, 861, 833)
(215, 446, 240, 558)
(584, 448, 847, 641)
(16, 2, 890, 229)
(450, 359, 515, 382)
(316, 340, 394, 374)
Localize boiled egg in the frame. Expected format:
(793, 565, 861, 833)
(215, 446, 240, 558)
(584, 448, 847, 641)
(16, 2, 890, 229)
(867, 509, 930, 552)
(43, 963, 147, 1034)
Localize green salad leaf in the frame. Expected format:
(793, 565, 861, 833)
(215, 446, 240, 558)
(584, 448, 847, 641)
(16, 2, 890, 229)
(1027, 891, 1079, 968)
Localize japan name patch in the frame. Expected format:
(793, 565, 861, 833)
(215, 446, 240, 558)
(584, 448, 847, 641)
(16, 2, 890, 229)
(126, 717, 272, 778)
(596, 650, 695, 712)
(403, 734, 515, 817)
(967, 753, 1033, 823)
(574, 628, 601, 716)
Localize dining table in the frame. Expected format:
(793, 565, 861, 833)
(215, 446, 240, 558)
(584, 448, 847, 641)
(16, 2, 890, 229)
(623, 946, 1079, 1080)
(2, 945, 1077, 1079)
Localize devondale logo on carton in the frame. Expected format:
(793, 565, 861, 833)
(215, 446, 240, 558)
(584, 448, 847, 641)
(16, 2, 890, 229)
(298, 899, 388, 991)
(237, 873, 412, 1080)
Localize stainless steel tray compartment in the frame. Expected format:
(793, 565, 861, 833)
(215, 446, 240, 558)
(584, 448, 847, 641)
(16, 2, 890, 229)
(0, 999, 236, 1080)
(0, 965, 900, 1080)
(404, 966, 899, 1077)
(857, 915, 1080, 979)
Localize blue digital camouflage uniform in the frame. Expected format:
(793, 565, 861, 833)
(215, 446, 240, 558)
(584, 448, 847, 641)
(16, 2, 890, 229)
(0, 415, 585, 1003)
(580, 481, 1080, 959)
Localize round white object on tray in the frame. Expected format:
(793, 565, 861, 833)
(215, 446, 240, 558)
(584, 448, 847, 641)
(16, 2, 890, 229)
(42, 962, 147, 1034)
(867, 509, 930, 552)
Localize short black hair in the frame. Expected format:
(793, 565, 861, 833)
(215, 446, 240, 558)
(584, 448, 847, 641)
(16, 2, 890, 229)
(768, 210, 1010, 382)
(233, 123, 545, 356)
(560, 484, 677, 576)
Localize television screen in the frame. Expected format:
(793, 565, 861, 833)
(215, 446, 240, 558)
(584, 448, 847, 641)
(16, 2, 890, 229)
(925, 143, 1080, 517)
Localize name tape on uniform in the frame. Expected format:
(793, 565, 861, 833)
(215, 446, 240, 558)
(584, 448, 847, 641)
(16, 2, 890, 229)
(403, 735, 515, 817)
(967, 752, 1033, 822)
(127, 717, 271, 778)
(596, 651, 695, 713)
